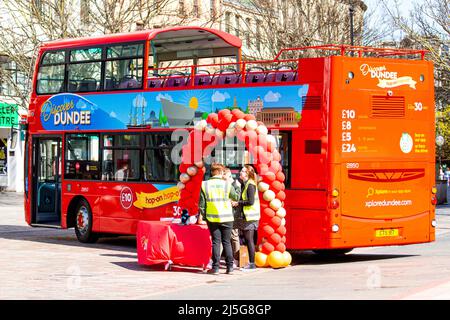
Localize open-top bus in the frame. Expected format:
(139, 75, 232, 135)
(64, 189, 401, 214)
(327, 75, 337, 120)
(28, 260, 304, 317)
(24, 26, 435, 253)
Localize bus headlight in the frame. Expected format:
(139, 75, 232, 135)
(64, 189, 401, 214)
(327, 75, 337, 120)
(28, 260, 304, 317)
(331, 224, 340, 233)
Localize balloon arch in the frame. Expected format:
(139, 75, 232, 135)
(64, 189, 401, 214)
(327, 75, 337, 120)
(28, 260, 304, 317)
(176, 108, 291, 268)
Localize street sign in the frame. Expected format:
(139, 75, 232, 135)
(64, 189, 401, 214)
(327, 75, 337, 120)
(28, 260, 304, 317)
(0, 102, 18, 128)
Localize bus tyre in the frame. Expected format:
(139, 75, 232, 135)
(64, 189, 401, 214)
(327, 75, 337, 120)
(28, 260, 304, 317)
(74, 199, 98, 243)
(312, 249, 353, 256)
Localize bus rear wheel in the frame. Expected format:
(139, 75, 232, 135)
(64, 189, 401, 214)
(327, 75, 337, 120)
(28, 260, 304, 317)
(312, 248, 353, 256)
(74, 199, 98, 243)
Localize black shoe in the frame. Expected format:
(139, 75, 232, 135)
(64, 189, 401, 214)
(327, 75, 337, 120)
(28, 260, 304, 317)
(207, 269, 219, 275)
(226, 268, 234, 275)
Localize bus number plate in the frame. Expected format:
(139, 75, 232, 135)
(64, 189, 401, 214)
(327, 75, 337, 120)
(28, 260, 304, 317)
(375, 229, 399, 238)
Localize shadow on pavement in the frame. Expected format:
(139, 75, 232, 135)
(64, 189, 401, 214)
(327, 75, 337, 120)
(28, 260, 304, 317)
(0, 224, 137, 253)
(111, 261, 205, 274)
(290, 251, 417, 265)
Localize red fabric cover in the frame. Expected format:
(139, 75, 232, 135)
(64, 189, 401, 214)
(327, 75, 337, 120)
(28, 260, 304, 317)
(137, 221, 211, 268)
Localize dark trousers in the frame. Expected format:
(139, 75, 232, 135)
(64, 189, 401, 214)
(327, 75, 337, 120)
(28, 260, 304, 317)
(243, 229, 257, 264)
(207, 221, 234, 270)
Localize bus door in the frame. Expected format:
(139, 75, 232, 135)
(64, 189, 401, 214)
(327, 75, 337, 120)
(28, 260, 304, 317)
(32, 136, 62, 226)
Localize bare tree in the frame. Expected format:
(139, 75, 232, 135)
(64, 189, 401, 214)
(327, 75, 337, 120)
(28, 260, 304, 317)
(225, 0, 368, 60)
(381, 0, 449, 106)
(0, 0, 220, 110)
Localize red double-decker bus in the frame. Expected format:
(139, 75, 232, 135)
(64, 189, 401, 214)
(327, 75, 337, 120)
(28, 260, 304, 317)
(24, 26, 436, 253)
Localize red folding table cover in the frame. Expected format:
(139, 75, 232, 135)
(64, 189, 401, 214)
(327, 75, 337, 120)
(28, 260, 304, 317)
(137, 221, 211, 269)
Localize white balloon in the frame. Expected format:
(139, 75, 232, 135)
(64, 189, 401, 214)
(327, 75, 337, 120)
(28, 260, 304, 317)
(215, 128, 224, 138)
(228, 122, 236, 130)
(258, 182, 270, 192)
(194, 120, 207, 131)
(281, 218, 286, 226)
(246, 120, 258, 131)
(177, 182, 185, 190)
(270, 198, 282, 211)
(267, 134, 276, 144)
(263, 189, 275, 202)
(180, 173, 190, 183)
(206, 127, 216, 135)
(187, 166, 198, 176)
(276, 207, 286, 218)
(226, 128, 236, 138)
(256, 125, 268, 135)
(194, 161, 204, 169)
(235, 118, 247, 130)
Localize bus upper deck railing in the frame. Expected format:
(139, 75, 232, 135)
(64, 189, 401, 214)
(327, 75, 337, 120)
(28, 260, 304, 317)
(146, 44, 428, 90)
(274, 44, 427, 60)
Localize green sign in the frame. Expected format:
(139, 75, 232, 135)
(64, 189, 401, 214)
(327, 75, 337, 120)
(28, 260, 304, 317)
(0, 102, 19, 128)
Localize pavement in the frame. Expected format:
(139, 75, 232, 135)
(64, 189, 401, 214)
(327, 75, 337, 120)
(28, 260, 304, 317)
(1, 191, 450, 300)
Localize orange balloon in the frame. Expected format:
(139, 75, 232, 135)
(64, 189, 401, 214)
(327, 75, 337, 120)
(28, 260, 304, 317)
(269, 232, 282, 245)
(271, 180, 283, 193)
(261, 242, 275, 255)
(244, 114, 256, 121)
(263, 207, 276, 218)
(271, 216, 282, 228)
(276, 190, 286, 201)
(262, 224, 275, 237)
(276, 225, 287, 236)
(276, 171, 285, 182)
(275, 242, 286, 253)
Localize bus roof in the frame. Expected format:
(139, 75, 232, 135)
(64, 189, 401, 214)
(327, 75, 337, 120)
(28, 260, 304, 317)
(40, 26, 242, 51)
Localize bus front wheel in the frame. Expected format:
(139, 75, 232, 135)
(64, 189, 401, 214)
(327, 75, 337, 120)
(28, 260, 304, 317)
(74, 199, 98, 243)
(312, 248, 353, 256)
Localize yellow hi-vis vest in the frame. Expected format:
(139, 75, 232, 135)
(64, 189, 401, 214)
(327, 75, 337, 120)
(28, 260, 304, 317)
(201, 178, 234, 223)
(242, 180, 261, 221)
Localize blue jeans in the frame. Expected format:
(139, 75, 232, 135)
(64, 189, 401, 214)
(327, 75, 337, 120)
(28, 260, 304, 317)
(207, 221, 234, 270)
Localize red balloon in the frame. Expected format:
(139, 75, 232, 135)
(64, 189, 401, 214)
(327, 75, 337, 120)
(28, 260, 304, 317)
(231, 109, 245, 121)
(280, 183, 285, 191)
(276, 190, 286, 201)
(262, 225, 275, 237)
(261, 242, 275, 255)
(237, 130, 248, 141)
(276, 171, 285, 182)
(257, 134, 268, 150)
(263, 207, 276, 218)
(272, 150, 281, 162)
(276, 225, 286, 236)
(218, 109, 231, 118)
(275, 242, 286, 253)
(244, 114, 256, 121)
(270, 216, 282, 228)
(269, 232, 282, 245)
(271, 180, 283, 193)
(269, 161, 281, 174)
(281, 236, 286, 243)
(257, 163, 269, 175)
(262, 171, 276, 183)
(267, 140, 276, 152)
(246, 130, 258, 146)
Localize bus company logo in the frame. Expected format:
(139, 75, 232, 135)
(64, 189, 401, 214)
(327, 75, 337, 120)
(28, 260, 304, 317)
(40, 93, 93, 127)
(400, 132, 413, 154)
(120, 187, 133, 210)
(359, 64, 417, 89)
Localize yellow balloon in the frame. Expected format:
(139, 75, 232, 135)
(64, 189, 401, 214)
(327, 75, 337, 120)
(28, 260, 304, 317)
(282, 251, 292, 267)
(255, 252, 268, 268)
(268, 251, 284, 269)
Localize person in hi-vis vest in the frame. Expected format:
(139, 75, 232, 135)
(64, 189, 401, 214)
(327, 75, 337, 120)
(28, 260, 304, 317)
(231, 165, 261, 270)
(199, 163, 239, 275)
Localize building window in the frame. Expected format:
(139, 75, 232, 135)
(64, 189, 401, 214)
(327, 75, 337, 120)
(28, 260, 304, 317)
(0, 59, 27, 97)
(235, 15, 240, 37)
(225, 12, 231, 33)
(178, 0, 185, 16)
(210, 0, 216, 18)
(193, 0, 200, 18)
(245, 18, 251, 48)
